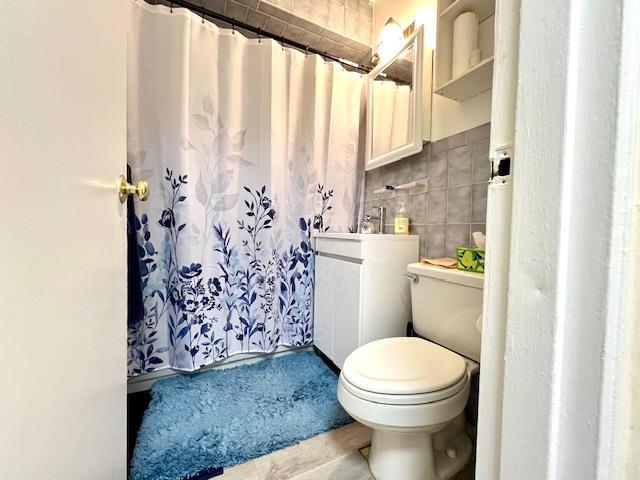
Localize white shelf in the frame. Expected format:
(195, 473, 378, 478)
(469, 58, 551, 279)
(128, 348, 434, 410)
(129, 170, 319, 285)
(434, 56, 494, 102)
(396, 179, 426, 191)
(440, 0, 495, 24)
(373, 178, 428, 196)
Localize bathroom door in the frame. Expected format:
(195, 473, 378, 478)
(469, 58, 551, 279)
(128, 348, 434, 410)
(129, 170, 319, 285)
(0, 2, 127, 479)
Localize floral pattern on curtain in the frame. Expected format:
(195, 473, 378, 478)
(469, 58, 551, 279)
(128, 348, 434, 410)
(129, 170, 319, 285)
(126, 1, 364, 376)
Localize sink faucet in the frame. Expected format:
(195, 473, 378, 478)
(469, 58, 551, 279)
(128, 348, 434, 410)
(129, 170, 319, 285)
(370, 205, 386, 234)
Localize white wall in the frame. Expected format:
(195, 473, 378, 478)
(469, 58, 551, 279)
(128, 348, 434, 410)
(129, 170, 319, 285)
(500, 0, 639, 477)
(430, 90, 492, 141)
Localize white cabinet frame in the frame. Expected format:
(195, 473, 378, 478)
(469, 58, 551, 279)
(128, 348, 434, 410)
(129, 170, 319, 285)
(365, 26, 424, 171)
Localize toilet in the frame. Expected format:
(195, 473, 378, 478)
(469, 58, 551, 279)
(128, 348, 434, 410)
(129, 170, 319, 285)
(337, 262, 483, 480)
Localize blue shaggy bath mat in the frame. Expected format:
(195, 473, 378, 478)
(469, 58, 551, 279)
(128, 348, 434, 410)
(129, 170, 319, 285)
(129, 351, 352, 480)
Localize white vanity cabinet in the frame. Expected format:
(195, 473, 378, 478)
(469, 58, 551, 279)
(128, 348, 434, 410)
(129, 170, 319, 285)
(313, 233, 419, 368)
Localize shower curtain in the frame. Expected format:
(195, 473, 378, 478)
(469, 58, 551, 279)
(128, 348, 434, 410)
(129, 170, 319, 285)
(126, 1, 365, 377)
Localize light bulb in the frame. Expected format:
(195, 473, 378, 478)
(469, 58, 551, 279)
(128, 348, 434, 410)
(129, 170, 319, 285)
(376, 17, 404, 64)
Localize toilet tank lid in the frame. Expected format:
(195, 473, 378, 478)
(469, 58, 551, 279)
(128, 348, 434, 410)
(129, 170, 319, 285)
(407, 263, 484, 289)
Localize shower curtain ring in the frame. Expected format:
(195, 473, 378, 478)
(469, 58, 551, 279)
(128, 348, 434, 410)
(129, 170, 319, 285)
(281, 36, 285, 51)
(257, 27, 261, 43)
(232, 18, 236, 35)
(305, 46, 309, 57)
(170, 1, 173, 13)
(201, 0, 205, 23)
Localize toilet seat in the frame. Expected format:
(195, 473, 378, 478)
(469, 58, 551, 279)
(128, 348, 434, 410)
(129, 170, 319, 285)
(340, 372, 468, 405)
(341, 337, 467, 399)
(338, 369, 472, 430)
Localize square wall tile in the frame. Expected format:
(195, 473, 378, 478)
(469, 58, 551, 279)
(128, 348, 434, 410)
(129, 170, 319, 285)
(357, 14, 371, 44)
(425, 224, 446, 258)
(411, 225, 427, 257)
(317, 36, 340, 54)
(380, 164, 398, 188)
(265, 15, 287, 35)
(409, 193, 427, 225)
(448, 145, 472, 186)
(344, 7, 359, 39)
(472, 139, 491, 182)
(245, 8, 269, 28)
(411, 151, 429, 180)
(364, 183, 374, 202)
(328, 0, 345, 34)
(431, 131, 465, 155)
(427, 189, 446, 224)
(292, 0, 311, 19)
(225, 1, 249, 21)
(283, 23, 305, 41)
(446, 224, 470, 257)
(428, 152, 448, 189)
(274, 0, 294, 11)
(363, 199, 372, 217)
(310, 0, 329, 27)
(299, 30, 322, 47)
(471, 183, 488, 223)
(447, 185, 471, 223)
(358, 0, 372, 17)
(204, 0, 227, 15)
(466, 123, 490, 144)
(365, 168, 382, 191)
(396, 158, 414, 185)
(259, 1, 293, 22)
(235, 0, 260, 8)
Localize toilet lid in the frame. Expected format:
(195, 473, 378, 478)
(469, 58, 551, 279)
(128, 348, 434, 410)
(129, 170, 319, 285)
(341, 337, 467, 395)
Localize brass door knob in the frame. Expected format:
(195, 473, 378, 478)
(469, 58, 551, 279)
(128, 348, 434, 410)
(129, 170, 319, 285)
(118, 175, 150, 203)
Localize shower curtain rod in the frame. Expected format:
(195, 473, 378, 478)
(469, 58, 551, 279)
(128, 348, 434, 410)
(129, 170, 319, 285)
(167, 0, 372, 74)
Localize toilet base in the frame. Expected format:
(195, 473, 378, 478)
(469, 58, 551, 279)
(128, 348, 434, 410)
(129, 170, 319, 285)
(367, 420, 473, 480)
(369, 429, 436, 480)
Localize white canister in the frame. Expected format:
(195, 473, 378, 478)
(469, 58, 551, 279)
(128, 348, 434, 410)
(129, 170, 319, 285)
(452, 11, 478, 77)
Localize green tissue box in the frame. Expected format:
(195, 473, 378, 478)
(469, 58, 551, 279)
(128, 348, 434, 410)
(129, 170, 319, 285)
(456, 247, 485, 273)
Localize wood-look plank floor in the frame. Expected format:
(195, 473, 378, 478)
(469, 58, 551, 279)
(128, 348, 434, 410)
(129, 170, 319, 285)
(213, 421, 477, 480)
(214, 422, 374, 480)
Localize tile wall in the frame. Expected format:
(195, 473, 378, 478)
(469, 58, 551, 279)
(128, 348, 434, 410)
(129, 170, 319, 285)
(262, 0, 373, 46)
(364, 124, 491, 259)
(148, 0, 373, 65)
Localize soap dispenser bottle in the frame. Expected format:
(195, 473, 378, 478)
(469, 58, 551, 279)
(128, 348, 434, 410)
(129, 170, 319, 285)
(394, 202, 409, 234)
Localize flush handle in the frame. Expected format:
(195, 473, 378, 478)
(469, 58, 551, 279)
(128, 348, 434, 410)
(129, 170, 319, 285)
(404, 273, 419, 283)
(118, 175, 150, 203)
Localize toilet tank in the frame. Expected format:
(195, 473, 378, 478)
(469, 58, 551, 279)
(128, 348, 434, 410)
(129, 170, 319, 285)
(406, 263, 484, 362)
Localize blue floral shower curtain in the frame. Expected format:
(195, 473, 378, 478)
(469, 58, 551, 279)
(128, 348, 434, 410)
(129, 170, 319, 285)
(126, 1, 364, 376)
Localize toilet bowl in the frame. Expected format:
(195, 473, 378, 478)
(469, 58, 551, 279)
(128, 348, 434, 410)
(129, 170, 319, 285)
(338, 337, 477, 480)
(337, 263, 484, 480)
